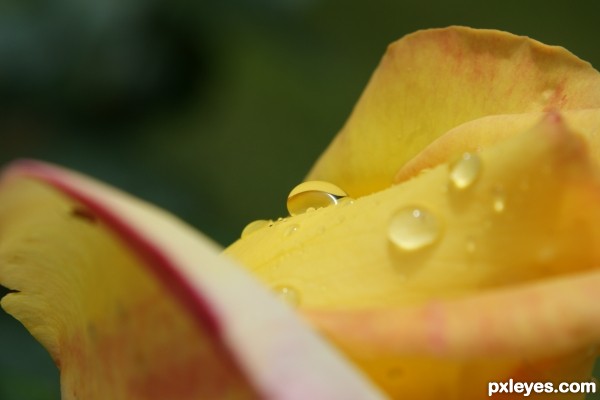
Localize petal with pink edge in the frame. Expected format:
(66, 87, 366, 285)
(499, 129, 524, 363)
(0, 161, 385, 400)
(307, 26, 600, 197)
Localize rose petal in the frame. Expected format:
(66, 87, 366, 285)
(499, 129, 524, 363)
(0, 161, 385, 400)
(395, 108, 600, 182)
(227, 113, 600, 309)
(234, 112, 600, 400)
(307, 26, 600, 197)
(306, 269, 600, 398)
(307, 269, 600, 359)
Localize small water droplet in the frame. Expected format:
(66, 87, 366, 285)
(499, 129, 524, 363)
(241, 219, 271, 238)
(284, 224, 299, 236)
(492, 186, 506, 213)
(287, 181, 348, 216)
(337, 197, 355, 206)
(388, 206, 441, 251)
(274, 285, 300, 307)
(449, 152, 481, 189)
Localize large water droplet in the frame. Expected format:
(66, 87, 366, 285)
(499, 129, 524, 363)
(449, 152, 481, 189)
(241, 219, 271, 238)
(274, 285, 301, 307)
(388, 206, 441, 251)
(287, 181, 348, 216)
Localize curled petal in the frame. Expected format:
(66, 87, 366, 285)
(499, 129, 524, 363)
(395, 109, 600, 182)
(228, 113, 600, 397)
(0, 161, 385, 400)
(306, 269, 600, 398)
(307, 26, 600, 197)
(307, 269, 600, 360)
(229, 112, 600, 308)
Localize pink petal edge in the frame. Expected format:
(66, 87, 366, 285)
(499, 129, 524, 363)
(2, 159, 386, 400)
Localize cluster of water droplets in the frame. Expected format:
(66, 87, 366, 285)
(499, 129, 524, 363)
(388, 152, 484, 252)
(240, 180, 352, 306)
(238, 152, 513, 305)
(389, 150, 508, 256)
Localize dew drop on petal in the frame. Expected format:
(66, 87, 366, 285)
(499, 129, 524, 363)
(492, 186, 506, 213)
(284, 224, 299, 236)
(287, 181, 348, 216)
(241, 219, 271, 238)
(273, 285, 301, 307)
(388, 206, 441, 251)
(449, 152, 481, 189)
(337, 197, 355, 206)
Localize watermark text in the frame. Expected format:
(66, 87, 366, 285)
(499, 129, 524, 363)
(488, 379, 596, 397)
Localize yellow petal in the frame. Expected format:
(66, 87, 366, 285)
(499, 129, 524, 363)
(307, 269, 600, 398)
(228, 113, 600, 398)
(0, 161, 385, 400)
(307, 26, 600, 197)
(395, 109, 600, 182)
(227, 112, 600, 309)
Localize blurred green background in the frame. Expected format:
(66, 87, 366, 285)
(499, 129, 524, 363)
(1, 0, 600, 398)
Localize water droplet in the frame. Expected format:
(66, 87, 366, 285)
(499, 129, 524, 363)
(284, 224, 299, 236)
(274, 285, 300, 307)
(492, 186, 506, 213)
(388, 206, 441, 251)
(241, 219, 271, 238)
(287, 181, 348, 216)
(337, 197, 355, 206)
(449, 152, 481, 190)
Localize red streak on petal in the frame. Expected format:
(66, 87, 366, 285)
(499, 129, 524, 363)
(5, 160, 221, 337)
(423, 301, 448, 355)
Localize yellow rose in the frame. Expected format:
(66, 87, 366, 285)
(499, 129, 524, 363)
(1, 26, 600, 399)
